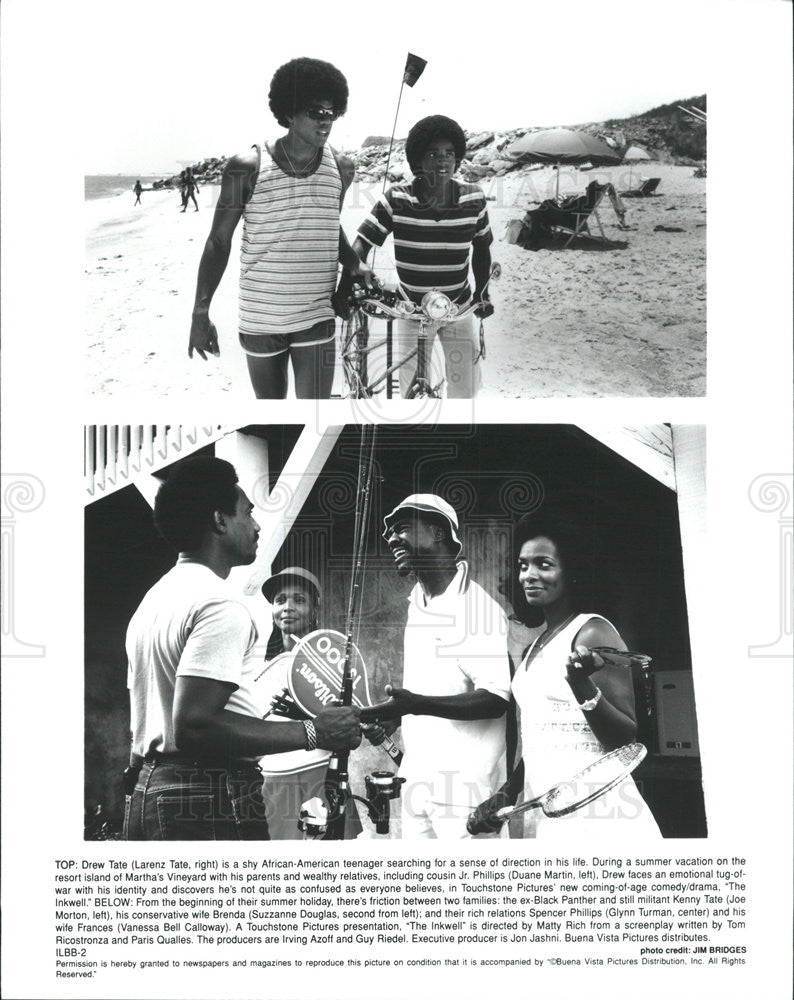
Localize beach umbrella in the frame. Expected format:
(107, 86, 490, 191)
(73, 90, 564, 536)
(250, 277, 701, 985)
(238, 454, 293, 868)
(623, 145, 651, 161)
(622, 145, 651, 187)
(507, 128, 621, 198)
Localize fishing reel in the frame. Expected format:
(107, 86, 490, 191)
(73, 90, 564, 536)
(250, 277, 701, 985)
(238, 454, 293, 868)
(363, 771, 406, 835)
(297, 770, 405, 838)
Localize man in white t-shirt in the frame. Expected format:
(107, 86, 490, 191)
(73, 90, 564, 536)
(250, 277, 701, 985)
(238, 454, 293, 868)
(124, 455, 361, 840)
(361, 494, 510, 839)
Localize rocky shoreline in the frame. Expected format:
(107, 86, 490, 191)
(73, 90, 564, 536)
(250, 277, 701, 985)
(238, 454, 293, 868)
(152, 96, 706, 190)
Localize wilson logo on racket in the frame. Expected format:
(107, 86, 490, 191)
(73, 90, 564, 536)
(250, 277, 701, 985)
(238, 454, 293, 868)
(290, 630, 372, 716)
(289, 630, 403, 767)
(295, 661, 363, 706)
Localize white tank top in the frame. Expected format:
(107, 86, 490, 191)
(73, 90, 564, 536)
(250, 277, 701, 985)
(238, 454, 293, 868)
(512, 613, 661, 839)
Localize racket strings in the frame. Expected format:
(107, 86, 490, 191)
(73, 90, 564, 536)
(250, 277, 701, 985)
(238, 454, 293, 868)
(541, 743, 647, 817)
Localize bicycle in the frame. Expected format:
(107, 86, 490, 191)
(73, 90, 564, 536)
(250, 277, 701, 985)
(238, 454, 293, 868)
(339, 264, 501, 399)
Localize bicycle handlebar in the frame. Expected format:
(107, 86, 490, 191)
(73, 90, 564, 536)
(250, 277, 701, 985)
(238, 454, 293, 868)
(357, 295, 487, 324)
(347, 263, 500, 325)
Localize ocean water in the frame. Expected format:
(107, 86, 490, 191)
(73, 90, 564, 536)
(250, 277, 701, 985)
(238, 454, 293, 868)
(85, 175, 166, 201)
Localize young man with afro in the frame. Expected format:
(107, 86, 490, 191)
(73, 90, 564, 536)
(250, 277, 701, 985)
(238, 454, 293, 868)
(189, 58, 369, 399)
(353, 115, 494, 398)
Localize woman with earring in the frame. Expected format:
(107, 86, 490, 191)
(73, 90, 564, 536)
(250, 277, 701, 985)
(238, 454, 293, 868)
(254, 567, 363, 839)
(470, 514, 660, 840)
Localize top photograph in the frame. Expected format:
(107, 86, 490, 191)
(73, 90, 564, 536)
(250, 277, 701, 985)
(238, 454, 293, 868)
(84, 10, 707, 402)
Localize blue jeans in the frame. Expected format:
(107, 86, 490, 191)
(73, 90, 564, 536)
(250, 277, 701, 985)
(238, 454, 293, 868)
(123, 757, 270, 840)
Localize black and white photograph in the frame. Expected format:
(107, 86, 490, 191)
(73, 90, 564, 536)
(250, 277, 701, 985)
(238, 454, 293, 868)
(85, 423, 706, 842)
(1, 0, 792, 997)
(83, 7, 707, 401)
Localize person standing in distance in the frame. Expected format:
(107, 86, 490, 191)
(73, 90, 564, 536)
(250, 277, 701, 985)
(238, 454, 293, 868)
(188, 57, 370, 399)
(360, 494, 510, 839)
(181, 168, 199, 212)
(124, 456, 361, 840)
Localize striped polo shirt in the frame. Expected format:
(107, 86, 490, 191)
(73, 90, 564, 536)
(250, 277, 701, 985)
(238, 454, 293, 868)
(239, 143, 341, 337)
(356, 178, 493, 306)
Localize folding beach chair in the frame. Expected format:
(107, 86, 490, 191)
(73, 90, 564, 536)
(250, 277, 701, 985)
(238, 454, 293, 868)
(620, 177, 662, 198)
(525, 181, 609, 247)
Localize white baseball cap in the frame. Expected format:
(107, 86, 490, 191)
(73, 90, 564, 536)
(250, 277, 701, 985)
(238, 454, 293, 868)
(382, 494, 462, 556)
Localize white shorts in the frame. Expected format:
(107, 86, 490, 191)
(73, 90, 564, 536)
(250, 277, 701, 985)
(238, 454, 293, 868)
(400, 780, 501, 840)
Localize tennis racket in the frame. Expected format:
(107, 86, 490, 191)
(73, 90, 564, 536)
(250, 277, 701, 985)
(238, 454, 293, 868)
(470, 742, 647, 832)
(569, 646, 652, 677)
(589, 647, 652, 670)
(289, 629, 403, 767)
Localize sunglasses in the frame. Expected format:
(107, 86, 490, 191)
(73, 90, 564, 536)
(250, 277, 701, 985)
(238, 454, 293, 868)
(304, 107, 341, 123)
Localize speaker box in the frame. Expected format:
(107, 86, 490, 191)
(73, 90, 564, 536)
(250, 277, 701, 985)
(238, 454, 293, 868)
(653, 670, 700, 756)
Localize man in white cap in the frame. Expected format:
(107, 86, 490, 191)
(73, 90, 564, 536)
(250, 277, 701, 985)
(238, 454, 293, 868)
(361, 494, 510, 839)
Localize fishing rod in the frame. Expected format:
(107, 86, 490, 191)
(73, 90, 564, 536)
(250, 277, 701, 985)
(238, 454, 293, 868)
(292, 425, 405, 838)
(317, 424, 379, 840)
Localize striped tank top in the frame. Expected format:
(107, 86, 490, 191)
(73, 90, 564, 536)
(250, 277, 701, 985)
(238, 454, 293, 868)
(239, 142, 341, 337)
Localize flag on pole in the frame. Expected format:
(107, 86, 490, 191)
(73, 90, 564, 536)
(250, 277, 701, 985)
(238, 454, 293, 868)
(403, 53, 427, 88)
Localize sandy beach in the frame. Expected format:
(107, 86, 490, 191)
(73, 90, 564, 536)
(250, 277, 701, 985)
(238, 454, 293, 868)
(85, 163, 705, 400)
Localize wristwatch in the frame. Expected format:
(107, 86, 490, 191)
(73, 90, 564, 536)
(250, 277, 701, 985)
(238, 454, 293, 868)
(577, 687, 602, 712)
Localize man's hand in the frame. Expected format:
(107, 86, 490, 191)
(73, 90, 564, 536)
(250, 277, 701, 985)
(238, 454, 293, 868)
(359, 684, 419, 723)
(349, 258, 373, 290)
(269, 690, 306, 721)
(189, 312, 220, 360)
(313, 705, 362, 751)
(331, 263, 374, 320)
(466, 788, 513, 835)
(361, 719, 399, 746)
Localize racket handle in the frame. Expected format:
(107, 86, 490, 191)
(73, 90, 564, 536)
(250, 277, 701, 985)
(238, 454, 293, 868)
(264, 686, 290, 720)
(482, 800, 528, 826)
(496, 796, 542, 820)
(467, 800, 514, 836)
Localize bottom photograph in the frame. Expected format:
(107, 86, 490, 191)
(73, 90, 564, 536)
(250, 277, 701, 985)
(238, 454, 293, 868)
(84, 422, 706, 841)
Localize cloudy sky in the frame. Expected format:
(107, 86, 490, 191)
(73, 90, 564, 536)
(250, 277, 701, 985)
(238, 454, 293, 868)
(61, 0, 714, 174)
